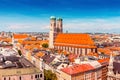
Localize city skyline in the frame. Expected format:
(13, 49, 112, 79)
(0, 0, 120, 33)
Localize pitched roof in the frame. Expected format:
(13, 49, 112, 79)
(41, 54, 55, 64)
(61, 64, 94, 75)
(108, 47, 120, 51)
(68, 54, 78, 62)
(35, 52, 45, 58)
(22, 40, 48, 45)
(54, 33, 96, 48)
(24, 44, 41, 50)
(113, 62, 120, 73)
(97, 58, 109, 66)
(89, 61, 102, 68)
(13, 34, 29, 39)
(87, 52, 99, 57)
(0, 38, 12, 42)
(98, 48, 111, 55)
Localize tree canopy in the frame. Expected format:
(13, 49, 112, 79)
(44, 69, 57, 80)
(42, 43, 49, 48)
(18, 50, 22, 56)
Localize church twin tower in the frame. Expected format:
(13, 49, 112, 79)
(49, 16, 63, 48)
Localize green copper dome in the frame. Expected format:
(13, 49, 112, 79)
(50, 16, 56, 20)
(57, 17, 62, 21)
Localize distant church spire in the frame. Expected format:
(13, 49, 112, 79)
(108, 53, 114, 76)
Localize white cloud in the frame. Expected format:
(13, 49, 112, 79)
(7, 24, 31, 30)
(4, 22, 49, 32)
(1, 16, 120, 33)
(41, 25, 49, 30)
(64, 17, 120, 33)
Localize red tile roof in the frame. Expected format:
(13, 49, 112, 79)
(24, 44, 41, 50)
(87, 52, 99, 57)
(22, 40, 48, 45)
(108, 47, 120, 51)
(54, 33, 96, 48)
(13, 34, 29, 39)
(98, 48, 111, 55)
(68, 54, 78, 62)
(0, 38, 12, 42)
(35, 52, 45, 58)
(61, 64, 94, 75)
(97, 58, 109, 66)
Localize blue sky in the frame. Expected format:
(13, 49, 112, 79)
(0, 0, 120, 33)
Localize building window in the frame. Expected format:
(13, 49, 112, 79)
(97, 71, 101, 79)
(85, 73, 91, 80)
(4, 77, 6, 80)
(91, 48, 93, 52)
(37, 74, 39, 78)
(9, 77, 11, 80)
(19, 76, 21, 80)
(35, 75, 37, 78)
(95, 48, 97, 53)
(54, 23, 56, 26)
(85, 48, 87, 54)
(40, 74, 42, 77)
(31, 75, 33, 79)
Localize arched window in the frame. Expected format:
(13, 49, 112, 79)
(38, 75, 39, 78)
(4, 77, 6, 80)
(35, 75, 37, 78)
(9, 77, 10, 80)
(19, 76, 21, 80)
(31, 75, 33, 79)
(40, 74, 42, 77)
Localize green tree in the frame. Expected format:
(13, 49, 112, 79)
(44, 69, 57, 80)
(42, 43, 49, 48)
(18, 50, 22, 56)
(101, 52, 104, 54)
